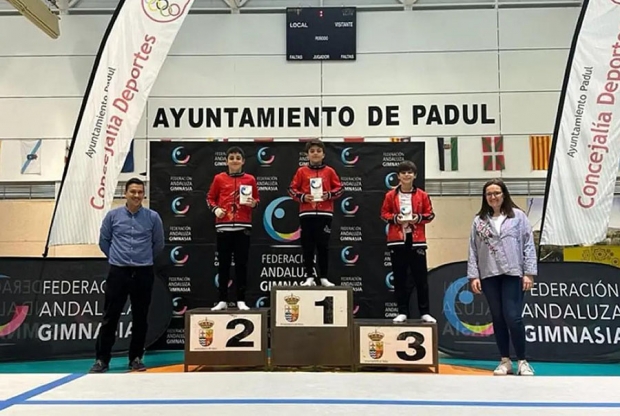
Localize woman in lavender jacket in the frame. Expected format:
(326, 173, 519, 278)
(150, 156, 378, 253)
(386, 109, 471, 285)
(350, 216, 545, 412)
(467, 179, 537, 376)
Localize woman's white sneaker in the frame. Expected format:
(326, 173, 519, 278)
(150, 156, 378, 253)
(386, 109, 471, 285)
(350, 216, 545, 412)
(517, 360, 534, 376)
(493, 358, 513, 375)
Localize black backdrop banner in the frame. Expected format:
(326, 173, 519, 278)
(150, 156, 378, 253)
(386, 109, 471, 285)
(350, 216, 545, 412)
(0, 257, 172, 362)
(428, 261, 620, 363)
(149, 141, 426, 349)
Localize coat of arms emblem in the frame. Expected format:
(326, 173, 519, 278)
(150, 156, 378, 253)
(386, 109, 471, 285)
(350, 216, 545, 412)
(284, 293, 300, 322)
(368, 330, 384, 359)
(198, 318, 214, 347)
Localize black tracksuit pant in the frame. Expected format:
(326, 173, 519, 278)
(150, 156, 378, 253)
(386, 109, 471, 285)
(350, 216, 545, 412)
(216, 229, 250, 302)
(95, 265, 154, 364)
(300, 215, 332, 280)
(389, 233, 430, 316)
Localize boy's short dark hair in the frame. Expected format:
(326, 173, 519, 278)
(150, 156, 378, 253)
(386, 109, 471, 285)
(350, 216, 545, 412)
(304, 139, 325, 153)
(226, 146, 245, 159)
(397, 161, 417, 174)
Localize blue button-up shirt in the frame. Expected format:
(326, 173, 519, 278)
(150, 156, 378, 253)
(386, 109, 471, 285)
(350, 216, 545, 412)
(99, 205, 165, 267)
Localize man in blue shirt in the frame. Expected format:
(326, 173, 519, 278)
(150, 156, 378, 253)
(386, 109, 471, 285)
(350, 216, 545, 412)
(90, 178, 165, 373)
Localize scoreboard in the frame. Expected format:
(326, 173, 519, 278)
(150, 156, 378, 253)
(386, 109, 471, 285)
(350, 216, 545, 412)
(286, 7, 356, 61)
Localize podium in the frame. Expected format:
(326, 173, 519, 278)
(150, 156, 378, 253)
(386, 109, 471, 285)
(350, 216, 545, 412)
(354, 319, 439, 372)
(183, 308, 269, 372)
(270, 285, 354, 369)
(183, 286, 439, 373)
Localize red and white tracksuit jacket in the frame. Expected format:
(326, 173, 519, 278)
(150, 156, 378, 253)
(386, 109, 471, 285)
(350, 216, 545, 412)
(288, 163, 343, 217)
(206, 171, 260, 229)
(380, 185, 435, 247)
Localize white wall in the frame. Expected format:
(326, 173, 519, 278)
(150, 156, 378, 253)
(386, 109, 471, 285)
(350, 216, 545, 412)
(0, 7, 580, 182)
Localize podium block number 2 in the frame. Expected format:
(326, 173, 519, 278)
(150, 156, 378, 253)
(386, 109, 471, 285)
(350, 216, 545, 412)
(189, 314, 262, 352)
(275, 290, 348, 327)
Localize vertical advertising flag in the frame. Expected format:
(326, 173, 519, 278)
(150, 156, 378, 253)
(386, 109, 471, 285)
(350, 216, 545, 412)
(45, 0, 194, 250)
(540, 0, 620, 247)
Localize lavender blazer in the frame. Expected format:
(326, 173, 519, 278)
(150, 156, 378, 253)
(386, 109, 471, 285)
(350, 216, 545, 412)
(467, 208, 537, 280)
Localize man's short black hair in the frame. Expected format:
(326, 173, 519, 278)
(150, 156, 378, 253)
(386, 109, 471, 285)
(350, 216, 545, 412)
(125, 177, 145, 191)
(397, 161, 417, 174)
(226, 146, 245, 159)
(304, 139, 325, 153)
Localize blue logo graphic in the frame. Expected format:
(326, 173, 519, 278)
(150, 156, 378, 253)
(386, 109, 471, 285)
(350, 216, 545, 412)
(340, 246, 359, 265)
(171, 146, 190, 165)
(171, 197, 189, 215)
(443, 277, 494, 336)
(385, 272, 394, 290)
(340, 197, 359, 216)
(384, 172, 398, 189)
(255, 296, 268, 308)
(340, 147, 359, 166)
(257, 147, 275, 165)
(263, 196, 301, 243)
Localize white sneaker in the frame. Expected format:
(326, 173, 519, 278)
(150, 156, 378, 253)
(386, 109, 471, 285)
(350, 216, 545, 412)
(421, 314, 436, 323)
(300, 278, 315, 286)
(493, 358, 513, 375)
(237, 301, 250, 311)
(517, 360, 534, 376)
(393, 314, 407, 323)
(211, 301, 227, 311)
(320, 278, 335, 287)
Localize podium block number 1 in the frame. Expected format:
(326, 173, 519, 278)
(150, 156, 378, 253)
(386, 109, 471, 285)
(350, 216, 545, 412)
(275, 290, 348, 327)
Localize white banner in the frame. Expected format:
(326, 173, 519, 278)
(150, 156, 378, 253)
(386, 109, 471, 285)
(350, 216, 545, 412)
(47, 0, 194, 247)
(540, 0, 620, 247)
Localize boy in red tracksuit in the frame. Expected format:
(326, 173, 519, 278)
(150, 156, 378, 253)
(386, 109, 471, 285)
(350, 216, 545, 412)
(381, 160, 436, 324)
(288, 139, 343, 286)
(207, 146, 259, 311)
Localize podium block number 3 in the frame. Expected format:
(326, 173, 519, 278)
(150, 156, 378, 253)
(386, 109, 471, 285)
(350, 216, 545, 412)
(396, 331, 426, 361)
(359, 326, 434, 366)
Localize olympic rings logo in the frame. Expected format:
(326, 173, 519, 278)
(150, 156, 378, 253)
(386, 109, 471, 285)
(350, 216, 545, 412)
(142, 0, 191, 23)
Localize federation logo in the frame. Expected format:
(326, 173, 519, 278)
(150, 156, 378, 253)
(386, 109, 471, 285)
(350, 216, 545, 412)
(340, 246, 359, 265)
(257, 147, 275, 165)
(263, 196, 301, 243)
(368, 330, 385, 359)
(385, 272, 394, 290)
(284, 293, 300, 323)
(384, 172, 398, 189)
(255, 296, 268, 308)
(172, 297, 187, 317)
(197, 318, 214, 347)
(142, 0, 192, 23)
(171, 197, 190, 216)
(171, 146, 190, 165)
(340, 147, 359, 166)
(443, 277, 494, 336)
(0, 275, 29, 338)
(340, 197, 359, 216)
(214, 273, 233, 288)
(169, 246, 189, 265)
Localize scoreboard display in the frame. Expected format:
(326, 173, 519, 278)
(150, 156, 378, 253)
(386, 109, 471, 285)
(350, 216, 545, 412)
(286, 7, 356, 61)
